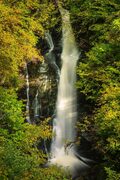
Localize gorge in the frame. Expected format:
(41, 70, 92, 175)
(0, 0, 119, 179)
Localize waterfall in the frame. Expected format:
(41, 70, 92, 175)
(26, 63, 31, 123)
(45, 31, 54, 52)
(50, 7, 87, 171)
(34, 90, 40, 119)
(51, 7, 79, 155)
(45, 31, 60, 81)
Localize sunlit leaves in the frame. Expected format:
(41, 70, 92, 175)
(0, 87, 24, 131)
(0, 0, 56, 86)
(95, 85, 120, 150)
(70, 0, 120, 178)
(0, 87, 65, 179)
(105, 167, 120, 180)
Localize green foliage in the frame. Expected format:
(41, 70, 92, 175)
(0, 0, 119, 179)
(0, 0, 57, 86)
(94, 85, 120, 172)
(0, 87, 24, 131)
(65, 0, 120, 179)
(0, 88, 68, 179)
(105, 167, 120, 180)
(0, 1, 70, 179)
(76, 43, 120, 101)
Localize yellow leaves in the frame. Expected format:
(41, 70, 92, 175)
(39, 118, 52, 139)
(0, 30, 16, 46)
(38, 2, 55, 25)
(101, 85, 120, 102)
(107, 137, 120, 150)
(26, 0, 40, 9)
(29, 18, 44, 36)
(104, 109, 118, 120)
(21, 119, 52, 145)
(0, 1, 46, 85)
(112, 18, 120, 31)
(18, 29, 37, 45)
(4, 14, 21, 28)
(94, 83, 120, 153)
(20, 44, 40, 60)
(0, 4, 22, 33)
(99, 86, 120, 127)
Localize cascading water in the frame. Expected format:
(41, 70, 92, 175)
(51, 7, 79, 154)
(45, 31, 54, 52)
(26, 63, 31, 123)
(45, 31, 60, 81)
(50, 7, 87, 172)
(34, 90, 40, 119)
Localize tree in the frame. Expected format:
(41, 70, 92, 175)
(0, 87, 69, 179)
(0, 0, 56, 86)
(0, 1, 69, 179)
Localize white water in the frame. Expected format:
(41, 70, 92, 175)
(50, 8, 83, 171)
(34, 90, 40, 119)
(45, 31, 60, 80)
(26, 63, 31, 123)
(45, 31, 54, 52)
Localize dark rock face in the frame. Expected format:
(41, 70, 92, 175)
(27, 60, 58, 123)
(19, 30, 61, 123)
